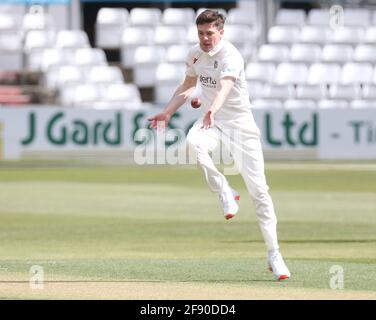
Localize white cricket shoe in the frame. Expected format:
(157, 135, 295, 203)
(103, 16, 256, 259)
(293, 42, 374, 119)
(219, 187, 239, 220)
(267, 250, 291, 280)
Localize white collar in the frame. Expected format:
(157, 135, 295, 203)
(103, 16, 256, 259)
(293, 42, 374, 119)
(200, 39, 225, 57)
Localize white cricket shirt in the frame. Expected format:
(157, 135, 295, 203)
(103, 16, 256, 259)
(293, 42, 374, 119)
(185, 39, 253, 120)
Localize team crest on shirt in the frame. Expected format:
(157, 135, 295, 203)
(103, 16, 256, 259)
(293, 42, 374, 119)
(193, 57, 198, 64)
(214, 60, 218, 69)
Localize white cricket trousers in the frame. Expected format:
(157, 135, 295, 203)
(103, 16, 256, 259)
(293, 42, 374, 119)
(186, 115, 279, 251)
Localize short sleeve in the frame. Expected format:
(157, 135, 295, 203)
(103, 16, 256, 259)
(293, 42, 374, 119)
(185, 49, 197, 77)
(220, 54, 243, 79)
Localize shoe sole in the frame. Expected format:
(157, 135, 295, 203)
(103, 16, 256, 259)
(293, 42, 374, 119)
(268, 264, 290, 280)
(225, 194, 240, 220)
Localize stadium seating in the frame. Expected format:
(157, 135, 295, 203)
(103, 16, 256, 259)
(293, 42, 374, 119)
(307, 63, 342, 85)
(0, 4, 26, 18)
(95, 8, 129, 49)
(74, 48, 108, 71)
(354, 44, 376, 63)
(223, 24, 254, 60)
(365, 26, 376, 43)
(68, 84, 102, 108)
(317, 99, 349, 109)
(343, 8, 371, 27)
(252, 99, 284, 109)
(187, 25, 199, 45)
(24, 30, 56, 71)
(257, 44, 290, 63)
(21, 5, 54, 36)
(155, 63, 186, 103)
(0, 33, 23, 72)
(40, 48, 72, 72)
(330, 27, 365, 45)
(133, 45, 165, 87)
(153, 26, 187, 48)
(227, 8, 257, 27)
(296, 84, 327, 100)
(274, 63, 308, 85)
(350, 99, 376, 108)
(120, 27, 154, 68)
(307, 9, 330, 26)
(284, 99, 316, 109)
(321, 44, 354, 63)
(101, 83, 142, 109)
(165, 45, 190, 64)
(362, 84, 376, 99)
(242, 5, 376, 110)
(55, 30, 90, 51)
(86, 65, 124, 85)
(247, 81, 265, 100)
(0, 4, 141, 107)
(267, 26, 300, 44)
(0, 12, 18, 33)
(340, 62, 374, 85)
(2, 4, 376, 110)
(245, 62, 276, 83)
(299, 26, 331, 44)
(161, 8, 195, 26)
(24, 30, 56, 52)
(262, 84, 295, 100)
(0, 10, 23, 72)
(44, 65, 85, 90)
(328, 84, 361, 100)
(290, 44, 321, 63)
(275, 9, 306, 27)
(129, 8, 161, 27)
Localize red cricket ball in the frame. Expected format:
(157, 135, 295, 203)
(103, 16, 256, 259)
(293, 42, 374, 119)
(191, 98, 201, 109)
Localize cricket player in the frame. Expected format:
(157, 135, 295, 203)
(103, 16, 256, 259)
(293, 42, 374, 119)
(148, 9, 290, 280)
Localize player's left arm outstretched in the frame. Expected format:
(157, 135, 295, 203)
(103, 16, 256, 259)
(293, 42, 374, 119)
(201, 76, 235, 129)
(148, 75, 197, 129)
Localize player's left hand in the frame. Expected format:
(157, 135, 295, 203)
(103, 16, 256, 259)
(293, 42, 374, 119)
(201, 111, 214, 130)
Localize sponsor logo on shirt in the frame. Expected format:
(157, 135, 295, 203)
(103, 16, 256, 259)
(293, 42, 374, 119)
(193, 57, 198, 64)
(199, 75, 217, 88)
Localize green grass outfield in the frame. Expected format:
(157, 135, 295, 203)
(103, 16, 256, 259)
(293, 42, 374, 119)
(0, 161, 375, 299)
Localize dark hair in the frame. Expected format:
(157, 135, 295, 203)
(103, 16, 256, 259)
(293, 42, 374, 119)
(195, 9, 226, 30)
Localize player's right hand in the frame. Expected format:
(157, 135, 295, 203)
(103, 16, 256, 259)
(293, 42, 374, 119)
(148, 112, 171, 130)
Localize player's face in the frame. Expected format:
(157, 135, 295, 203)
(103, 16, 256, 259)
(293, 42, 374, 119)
(197, 23, 224, 52)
